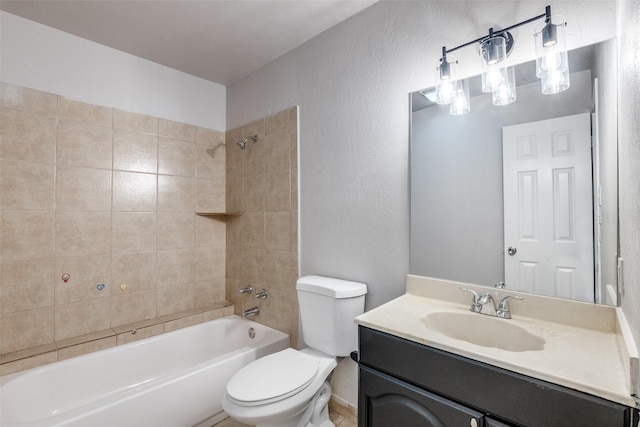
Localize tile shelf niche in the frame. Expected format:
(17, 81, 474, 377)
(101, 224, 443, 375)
(196, 212, 244, 217)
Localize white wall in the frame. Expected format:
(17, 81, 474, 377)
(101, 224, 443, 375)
(617, 0, 640, 382)
(227, 0, 617, 311)
(0, 11, 225, 130)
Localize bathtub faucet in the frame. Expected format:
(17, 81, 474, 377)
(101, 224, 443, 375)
(242, 306, 260, 319)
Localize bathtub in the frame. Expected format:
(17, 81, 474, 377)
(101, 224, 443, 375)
(0, 315, 289, 427)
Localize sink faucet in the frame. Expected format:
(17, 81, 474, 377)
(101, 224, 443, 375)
(242, 306, 259, 319)
(460, 287, 523, 319)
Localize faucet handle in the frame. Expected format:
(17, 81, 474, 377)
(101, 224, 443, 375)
(237, 284, 253, 294)
(459, 287, 482, 313)
(497, 295, 524, 319)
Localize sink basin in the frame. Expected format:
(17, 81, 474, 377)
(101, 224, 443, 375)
(422, 312, 545, 352)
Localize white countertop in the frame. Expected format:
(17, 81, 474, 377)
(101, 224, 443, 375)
(355, 275, 638, 407)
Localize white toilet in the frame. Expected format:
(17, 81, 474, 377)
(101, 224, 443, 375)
(222, 275, 367, 427)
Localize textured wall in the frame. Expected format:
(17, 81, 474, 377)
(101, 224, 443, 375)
(227, 0, 617, 311)
(617, 0, 640, 366)
(0, 11, 226, 130)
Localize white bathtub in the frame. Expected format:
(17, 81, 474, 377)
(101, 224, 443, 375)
(0, 315, 289, 427)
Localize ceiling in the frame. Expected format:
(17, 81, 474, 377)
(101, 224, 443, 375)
(0, 0, 377, 86)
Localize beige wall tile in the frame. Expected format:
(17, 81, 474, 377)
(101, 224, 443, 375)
(111, 252, 157, 293)
(194, 245, 225, 282)
(226, 176, 244, 212)
(114, 109, 158, 134)
(163, 312, 203, 332)
(54, 298, 111, 341)
(54, 255, 111, 305)
(112, 212, 156, 254)
(0, 109, 56, 163)
(55, 166, 111, 212)
(194, 278, 226, 308)
(242, 211, 265, 248)
(265, 109, 290, 136)
(265, 288, 293, 335)
(1, 160, 55, 210)
(1, 307, 54, 353)
(158, 175, 194, 212)
(264, 131, 291, 174)
(196, 127, 224, 146)
(157, 282, 194, 317)
(226, 244, 243, 280)
(196, 177, 225, 212)
(226, 132, 244, 183)
(291, 210, 299, 253)
(159, 118, 197, 142)
(196, 141, 225, 180)
(0, 351, 58, 376)
(116, 323, 164, 345)
(157, 212, 194, 250)
(244, 173, 265, 212)
(110, 290, 157, 327)
(158, 137, 195, 177)
(56, 119, 113, 169)
(266, 250, 298, 291)
(243, 138, 266, 177)
(1, 259, 54, 313)
(195, 215, 225, 247)
(112, 171, 157, 212)
(2, 211, 54, 262)
(239, 247, 266, 284)
(156, 248, 195, 287)
(0, 83, 57, 117)
(58, 97, 112, 127)
(265, 211, 292, 251)
(55, 212, 111, 258)
(58, 336, 116, 361)
(265, 171, 291, 211)
(113, 129, 158, 173)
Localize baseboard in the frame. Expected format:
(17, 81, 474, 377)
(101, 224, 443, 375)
(329, 397, 357, 424)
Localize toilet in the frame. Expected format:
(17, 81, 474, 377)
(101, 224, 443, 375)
(222, 275, 367, 427)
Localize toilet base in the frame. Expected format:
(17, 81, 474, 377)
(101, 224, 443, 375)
(254, 381, 334, 427)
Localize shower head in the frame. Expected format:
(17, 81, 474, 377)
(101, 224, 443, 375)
(236, 134, 258, 150)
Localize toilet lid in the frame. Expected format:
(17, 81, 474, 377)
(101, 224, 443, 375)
(226, 348, 318, 405)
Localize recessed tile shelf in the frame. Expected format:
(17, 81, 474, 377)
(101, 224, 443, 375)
(196, 212, 243, 217)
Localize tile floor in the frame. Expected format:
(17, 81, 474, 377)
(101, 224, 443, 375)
(213, 410, 356, 427)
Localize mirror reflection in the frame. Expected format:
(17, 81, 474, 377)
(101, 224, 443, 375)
(410, 39, 618, 305)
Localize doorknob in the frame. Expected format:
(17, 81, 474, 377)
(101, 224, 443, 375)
(507, 246, 517, 256)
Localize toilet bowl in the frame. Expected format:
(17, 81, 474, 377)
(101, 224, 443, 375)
(222, 348, 337, 427)
(222, 275, 367, 427)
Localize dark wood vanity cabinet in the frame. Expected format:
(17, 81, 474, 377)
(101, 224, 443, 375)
(358, 327, 639, 427)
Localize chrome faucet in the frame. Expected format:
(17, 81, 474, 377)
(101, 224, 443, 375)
(242, 306, 260, 319)
(459, 287, 523, 319)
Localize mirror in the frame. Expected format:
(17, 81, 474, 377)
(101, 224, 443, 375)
(410, 39, 618, 305)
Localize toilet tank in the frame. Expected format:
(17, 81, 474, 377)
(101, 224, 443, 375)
(296, 275, 367, 357)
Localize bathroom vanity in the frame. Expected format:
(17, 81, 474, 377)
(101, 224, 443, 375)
(355, 275, 639, 427)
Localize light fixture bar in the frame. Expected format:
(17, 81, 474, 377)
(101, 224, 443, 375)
(441, 7, 549, 57)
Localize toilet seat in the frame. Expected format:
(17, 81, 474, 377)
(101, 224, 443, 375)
(226, 348, 319, 407)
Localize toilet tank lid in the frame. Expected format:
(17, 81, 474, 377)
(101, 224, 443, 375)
(296, 275, 367, 298)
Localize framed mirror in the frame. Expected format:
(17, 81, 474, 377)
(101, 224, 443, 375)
(410, 39, 618, 305)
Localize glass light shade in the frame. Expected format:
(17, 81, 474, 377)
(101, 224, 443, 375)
(449, 80, 470, 115)
(435, 57, 457, 104)
(480, 36, 508, 93)
(534, 16, 570, 94)
(492, 66, 517, 106)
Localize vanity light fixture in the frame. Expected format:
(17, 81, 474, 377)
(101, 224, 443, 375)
(435, 5, 569, 115)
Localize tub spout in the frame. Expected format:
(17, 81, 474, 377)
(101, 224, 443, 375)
(242, 307, 259, 319)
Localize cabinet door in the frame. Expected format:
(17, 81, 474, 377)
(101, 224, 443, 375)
(486, 417, 517, 427)
(359, 366, 484, 427)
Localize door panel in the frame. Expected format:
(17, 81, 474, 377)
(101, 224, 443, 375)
(503, 113, 594, 302)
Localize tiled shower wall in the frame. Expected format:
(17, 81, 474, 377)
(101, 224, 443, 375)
(225, 107, 300, 347)
(0, 83, 227, 355)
